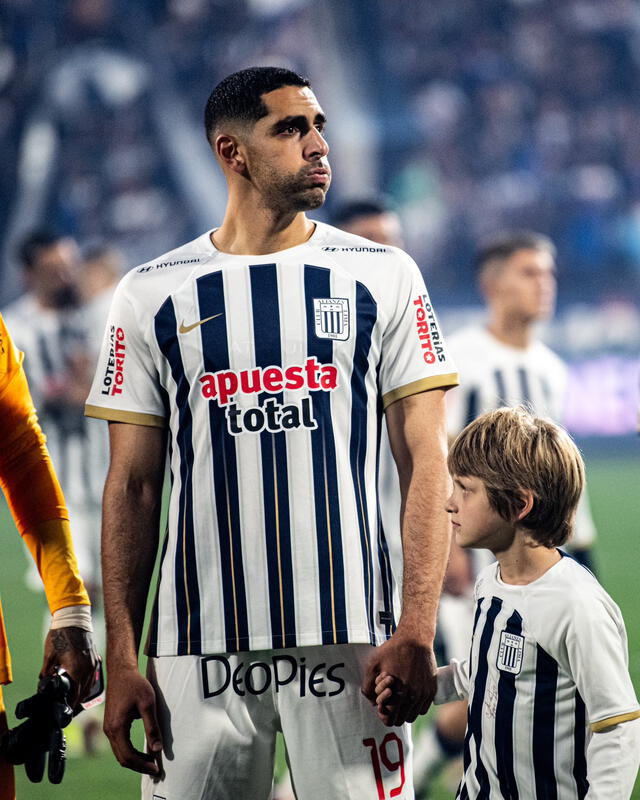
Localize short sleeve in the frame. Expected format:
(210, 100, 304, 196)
(85, 278, 166, 427)
(563, 595, 640, 731)
(379, 252, 458, 409)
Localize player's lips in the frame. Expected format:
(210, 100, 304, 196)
(306, 168, 330, 185)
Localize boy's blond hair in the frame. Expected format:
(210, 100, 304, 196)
(448, 406, 584, 547)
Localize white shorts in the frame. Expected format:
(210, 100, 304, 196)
(142, 644, 413, 800)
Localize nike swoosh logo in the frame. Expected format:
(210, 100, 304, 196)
(178, 313, 224, 334)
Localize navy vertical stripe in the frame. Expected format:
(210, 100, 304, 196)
(495, 611, 523, 799)
(494, 369, 507, 404)
(349, 281, 378, 643)
(197, 271, 250, 652)
(464, 387, 479, 426)
(154, 298, 202, 654)
(249, 263, 296, 649)
(304, 265, 348, 644)
(468, 596, 502, 797)
(573, 691, 589, 799)
(517, 367, 532, 405)
(533, 645, 559, 799)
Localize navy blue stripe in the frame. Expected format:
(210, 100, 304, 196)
(304, 265, 348, 644)
(533, 644, 559, 799)
(573, 690, 589, 799)
(197, 270, 250, 652)
(495, 611, 523, 799)
(517, 367, 532, 405)
(494, 369, 507, 404)
(349, 281, 378, 644)
(249, 263, 296, 649)
(468, 596, 502, 797)
(154, 299, 201, 654)
(464, 388, 479, 426)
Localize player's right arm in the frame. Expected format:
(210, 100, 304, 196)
(101, 420, 167, 775)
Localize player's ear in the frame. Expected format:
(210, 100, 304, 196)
(515, 489, 534, 522)
(215, 132, 247, 176)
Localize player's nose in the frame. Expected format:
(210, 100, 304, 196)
(305, 127, 329, 160)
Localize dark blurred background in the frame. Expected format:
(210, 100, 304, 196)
(1, 0, 639, 434)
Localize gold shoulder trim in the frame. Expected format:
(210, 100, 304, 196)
(84, 404, 166, 429)
(590, 709, 640, 732)
(383, 373, 460, 410)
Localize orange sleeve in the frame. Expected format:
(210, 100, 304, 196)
(0, 315, 90, 612)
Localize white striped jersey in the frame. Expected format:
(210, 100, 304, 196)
(85, 221, 458, 656)
(442, 555, 640, 799)
(445, 324, 596, 550)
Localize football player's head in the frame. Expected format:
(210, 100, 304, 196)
(18, 229, 81, 310)
(332, 198, 404, 248)
(475, 231, 557, 324)
(447, 405, 584, 550)
(205, 67, 330, 213)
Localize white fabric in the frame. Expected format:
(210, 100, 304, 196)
(142, 644, 414, 800)
(51, 604, 93, 632)
(86, 222, 457, 656)
(436, 555, 639, 799)
(586, 718, 640, 799)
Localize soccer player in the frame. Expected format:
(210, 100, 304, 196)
(376, 406, 640, 799)
(331, 197, 405, 250)
(0, 314, 98, 800)
(85, 66, 459, 799)
(413, 231, 599, 796)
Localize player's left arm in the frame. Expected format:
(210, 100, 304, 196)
(362, 388, 451, 725)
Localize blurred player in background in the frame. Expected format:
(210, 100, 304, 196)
(2, 230, 111, 753)
(0, 313, 98, 800)
(331, 197, 405, 250)
(377, 406, 640, 799)
(413, 231, 600, 796)
(86, 66, 458, 799)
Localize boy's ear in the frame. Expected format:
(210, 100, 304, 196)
(515, 489, 534, 522)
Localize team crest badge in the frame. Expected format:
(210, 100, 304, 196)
(313, 297, 350, 341)
(496, 630, 525, 675)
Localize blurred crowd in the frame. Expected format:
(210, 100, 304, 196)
(2, 0, 640, 309)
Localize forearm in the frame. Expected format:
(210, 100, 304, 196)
(586, 719, 640, 798)
(434, 660, 470, 704)
(102, 470, 162, 669)
(398, 422, 450, 642)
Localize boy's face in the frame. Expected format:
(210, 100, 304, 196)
(446, 474, 515, 552)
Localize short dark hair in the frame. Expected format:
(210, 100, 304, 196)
(18, 230, 64, 270)
(331, 197, 394, 228)
(475, 230, 556, 274)
(204, 66, 310, 144)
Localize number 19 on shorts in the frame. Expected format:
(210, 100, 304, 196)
(362, 733, 405, 799)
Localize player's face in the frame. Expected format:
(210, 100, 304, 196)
(446, 475, 515, 553)
(243, 85, 331, 213)
(342, 213, 405, 248)
(490, 248, 557, 323)
(28, 239, 81, 309)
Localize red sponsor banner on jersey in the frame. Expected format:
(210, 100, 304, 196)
(413, 295, 446, 365)
(100, 325, 126, 396)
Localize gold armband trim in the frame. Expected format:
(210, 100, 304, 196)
(383, 373, 460, 410)
(590, 709, 640, 732)
(84, 404, 166, 428)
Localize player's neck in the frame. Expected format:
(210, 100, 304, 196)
(213, 202, 316, 256)
(495, 536, 561, 585)
(486, 315, 533, 349)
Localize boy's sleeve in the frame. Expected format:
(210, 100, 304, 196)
(563, 594, 640, 731)
(379, 251, 458, 409)
(435, 659, 470, 704)
(85, 277, 166, 427)
(585, 718, 640, 799)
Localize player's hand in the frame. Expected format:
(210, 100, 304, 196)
(103, 667, 163, 776)
(361, 630, 437, 726)
(41, 627, 99, 707)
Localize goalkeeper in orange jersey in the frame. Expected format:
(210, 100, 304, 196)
(0, 313, 98, 800)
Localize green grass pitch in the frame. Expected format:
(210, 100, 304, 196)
(0, 454, 638, 799)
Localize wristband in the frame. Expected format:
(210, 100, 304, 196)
(50, 605, 93, 633)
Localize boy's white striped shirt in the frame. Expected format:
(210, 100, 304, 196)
(86, 221, 458, 656)
(451, 556, 639, 799)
